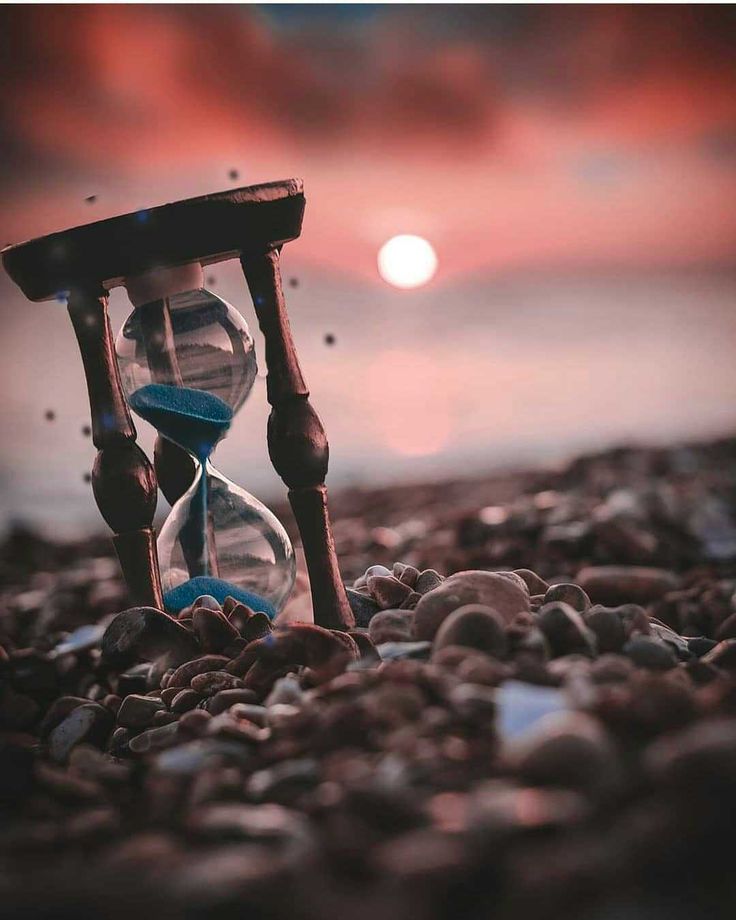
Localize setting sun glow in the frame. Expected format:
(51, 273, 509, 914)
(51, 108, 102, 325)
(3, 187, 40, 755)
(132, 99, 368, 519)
(377, 235, 438, 289)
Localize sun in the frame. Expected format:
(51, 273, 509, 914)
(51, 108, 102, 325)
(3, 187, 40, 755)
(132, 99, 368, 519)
(377, 234, 438, 289)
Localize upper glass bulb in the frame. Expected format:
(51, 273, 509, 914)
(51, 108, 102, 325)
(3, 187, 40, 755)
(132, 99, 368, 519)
(116, 287, 258, 418)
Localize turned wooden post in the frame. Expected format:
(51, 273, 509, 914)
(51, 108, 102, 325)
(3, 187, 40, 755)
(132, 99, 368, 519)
(241, 249, 354, 630)
(67, 284, 163, 608)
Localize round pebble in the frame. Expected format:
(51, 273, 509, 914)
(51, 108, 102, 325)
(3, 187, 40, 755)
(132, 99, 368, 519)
(413, 571, 530, 641)
(433, 604, 508, 658)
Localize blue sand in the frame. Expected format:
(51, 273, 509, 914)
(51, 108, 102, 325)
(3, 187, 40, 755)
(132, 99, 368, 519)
(130, 384, 233, 577)
(128, 384, 233, 459)
(163, 576, 276, 619)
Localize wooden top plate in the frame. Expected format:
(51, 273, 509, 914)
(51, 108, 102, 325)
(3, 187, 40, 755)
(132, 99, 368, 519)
(2, 179, 305, 302)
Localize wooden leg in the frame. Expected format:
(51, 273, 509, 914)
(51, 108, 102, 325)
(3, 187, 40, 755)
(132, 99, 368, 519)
(240, 249, 354, 630)
(68, 285, 163, 609)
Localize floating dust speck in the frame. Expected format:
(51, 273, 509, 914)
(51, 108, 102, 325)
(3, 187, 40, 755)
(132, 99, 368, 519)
(228, 169, 239, 181)
(289, 277, 299, 288)
(84, 195, 97, 204)
(83, 472, 92, 484)
(44, 409, 56, 422)
(82, 425, 92, 438)
(324, 333, 336, 346)
(206, 276, 216, 287)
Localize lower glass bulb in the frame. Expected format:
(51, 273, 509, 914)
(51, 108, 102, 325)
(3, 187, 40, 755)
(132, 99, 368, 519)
(158, 461, 296, 617)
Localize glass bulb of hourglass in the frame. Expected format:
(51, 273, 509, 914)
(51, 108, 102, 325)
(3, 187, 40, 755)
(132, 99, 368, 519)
(116, 286, 258, 429)
(115, 283, 296, 615)
(158, 461, 295, 617)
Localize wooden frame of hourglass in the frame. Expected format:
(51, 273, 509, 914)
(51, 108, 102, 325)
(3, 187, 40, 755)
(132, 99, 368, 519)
(1, 180, 355, 630)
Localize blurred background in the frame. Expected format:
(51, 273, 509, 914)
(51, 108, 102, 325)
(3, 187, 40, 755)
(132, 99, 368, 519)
(1, 3, 736, 534)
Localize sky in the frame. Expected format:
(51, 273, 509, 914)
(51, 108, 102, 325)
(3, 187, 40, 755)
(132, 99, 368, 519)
(1, 4, 736, 531)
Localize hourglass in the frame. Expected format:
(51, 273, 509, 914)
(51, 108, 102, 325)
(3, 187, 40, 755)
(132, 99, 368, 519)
(2, 180, 354, 630)
(116, 273, 294, 617)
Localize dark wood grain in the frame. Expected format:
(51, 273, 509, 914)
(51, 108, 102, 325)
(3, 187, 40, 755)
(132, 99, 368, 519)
(241, 249, 354, 630)
(67, 285, 163, 608)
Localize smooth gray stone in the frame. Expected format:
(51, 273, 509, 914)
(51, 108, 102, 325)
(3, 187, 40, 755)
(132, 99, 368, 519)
(377, 641, 432, 661)
(346, 587, 380, 627)
(48, 703, 112, 764)
(495, 680, 568, 741)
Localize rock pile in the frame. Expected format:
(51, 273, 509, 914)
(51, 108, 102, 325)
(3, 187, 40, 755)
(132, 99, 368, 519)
(2, 437, 736, 918)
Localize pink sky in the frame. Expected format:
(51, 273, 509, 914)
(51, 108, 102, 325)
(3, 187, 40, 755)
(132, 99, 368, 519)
(1, 5, 735, 279)
(1, 5, 736, 527)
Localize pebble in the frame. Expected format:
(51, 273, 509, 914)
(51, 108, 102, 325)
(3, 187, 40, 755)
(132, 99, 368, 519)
(495, 681, 568, 740)
(102, 694, 122, 715)
(39, 696, 92, 739)
(207, 689, 261, 715)
(170, 689, 203, 713)
(648, 620, 691, 659)
(469, 781, 587, 836)
(714, 611, 736, 640)
(615, 603, 652, 638)
(576, 566, 679, 606)
(50, 622, 107, 657)
(101, 606, 199, 667)
(109, 727, 130, 757)
(702, 639, 736, 672)
(116, 694, 166, 729)
(153, 738, 248, 775)
(589, 654, 634, 684)
(414, 569, 444, 595)
(367, 574, 414, 608)
(128, 721, 180, 754)
(513, 569, 550, 595)
(345, 587, 381, 627)
(116, 663, 154, 696)
(646, 718, 736, 797)
(413, 570, 530, 641)
(347, 630, 378, 660)
(688, 637, 717, 658)
(584, 606, 627, 653)
(160, 686, 183, 707)
(192, 606, 240, 653)
(399, 590, 422, 610)
(543, 582, 591, 612)
(433, 604, 508, 658)
(494, 571, 531, 594)
(377, 641, 432, 661)
(507, 615, 550, 663)
(190, 671, 245, 696)
(177, 709, 212, 736)
(368, 609, 413, 644)
(537, 602, 597, 658)
(193, 594, 221, 612)
(168, 655, 230, 689)
(246, 759, 319, 802)
(264, 675, 303, 707)
(510, 712, 617, 794)
(239, 610, 274, 644)
(622, 637, 678, 671)
(394, 562, 420, 586)
(48, 703, 113, 763)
